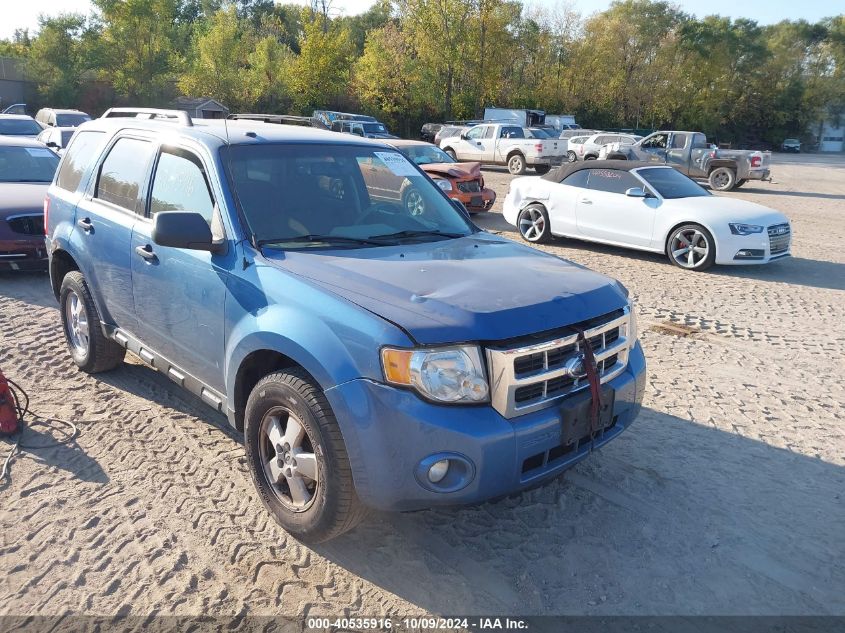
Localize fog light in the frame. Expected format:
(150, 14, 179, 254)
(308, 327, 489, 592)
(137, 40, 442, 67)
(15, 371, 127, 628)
(428, 459, 450, 483)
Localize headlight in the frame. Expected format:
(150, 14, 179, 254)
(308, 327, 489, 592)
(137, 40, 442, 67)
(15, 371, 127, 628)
(381, 345, 489, 403)
(434, 178, 453, 192)
(729, 223, 764, 235)
(627, 298, 638, 345)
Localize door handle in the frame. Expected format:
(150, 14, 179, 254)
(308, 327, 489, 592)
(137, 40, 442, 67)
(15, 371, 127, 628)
(135, 244, 158, 262)
(76, 217, 93, 232)
(580, 198, 593, 205)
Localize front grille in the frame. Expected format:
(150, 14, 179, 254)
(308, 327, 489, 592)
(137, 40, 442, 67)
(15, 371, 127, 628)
(457, 179, 481, 193)
(486, 308, 631, 418)
(6, 214, 44, 236)
(768, 223, 790, 255)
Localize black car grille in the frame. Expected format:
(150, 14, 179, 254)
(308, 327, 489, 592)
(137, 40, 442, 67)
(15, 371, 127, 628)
(7, 214, 44, 236)
(457, 180, 481, 193)
(768, 223, 790, 255)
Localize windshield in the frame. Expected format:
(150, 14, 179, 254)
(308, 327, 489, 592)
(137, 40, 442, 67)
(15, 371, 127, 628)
(362, 123, 387, 135)
(0, 145, 60, 182)
(224, 143, 474, 248)
(784, 138, 799, 143)
(400, 144, 455, 165)
(56, 113, 91, 127)
(637, 167, 710, 199)
(0, 118, 42, 136)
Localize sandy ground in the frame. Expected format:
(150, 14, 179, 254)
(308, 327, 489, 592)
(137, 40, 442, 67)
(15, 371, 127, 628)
(0, 153, 843, 618)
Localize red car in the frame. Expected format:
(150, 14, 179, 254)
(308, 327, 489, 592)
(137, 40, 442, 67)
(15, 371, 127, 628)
(0, 136, 59, 271)
(387, 140, 496, 213)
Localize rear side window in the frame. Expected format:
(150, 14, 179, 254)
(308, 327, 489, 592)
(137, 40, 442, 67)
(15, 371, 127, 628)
(150, 148, 215, 224)
(56, 131, 104, 192)
(500, 126, 524, 139)
(671, 134, 687, 149)
(95, 137, 153, 212)
(561, 170, 590, 188)
(586, 169, 641, 195)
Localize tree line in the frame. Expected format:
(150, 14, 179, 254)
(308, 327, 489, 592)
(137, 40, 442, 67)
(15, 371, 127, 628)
(2, 0, 843, 145)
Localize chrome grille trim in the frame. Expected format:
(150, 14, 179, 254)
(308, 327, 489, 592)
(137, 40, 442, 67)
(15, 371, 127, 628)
(767, 223, 790, 255)
(486, 308, 630, 418)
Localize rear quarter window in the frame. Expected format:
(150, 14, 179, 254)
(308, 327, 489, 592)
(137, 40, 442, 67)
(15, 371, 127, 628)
(561, 170, 590, 187)
(55, 131, 105, 192)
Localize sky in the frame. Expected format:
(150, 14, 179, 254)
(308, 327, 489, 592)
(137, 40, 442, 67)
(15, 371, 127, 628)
(0, 0, 840, 40)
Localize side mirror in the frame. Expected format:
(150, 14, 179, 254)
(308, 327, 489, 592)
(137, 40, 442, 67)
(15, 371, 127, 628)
(152, 211, 219, 252)
(46, 141, 59, 148)
(625, 187, 647, 198)
(460, 132, 468, 140)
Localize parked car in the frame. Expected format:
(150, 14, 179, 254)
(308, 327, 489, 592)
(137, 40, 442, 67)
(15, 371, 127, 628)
(312, 110, 377, 130)
(1, 103, 28, 115)
(0, 136, 60, 271)
(46, 109, 645, 542)
(440, 123, 565, 175)
(504, 161, 791, 271)
(565, 135, 591, 162)
(36, 127, 76, 154)
(598, 134, 643, 159)
(781, 138, 801, 153)
(608, 131, 771, 191)
(579, 133, 642, 161)
(483, 107, 546, 128)
(330, 118, 396, 139)
(434, 124, 468, 146)
(560, 128, 599, 140)
(35, 108, 91, 128)
(387, 139, 495, 213)
(420, 122, 444, 143)
(0, 114, 44, 137)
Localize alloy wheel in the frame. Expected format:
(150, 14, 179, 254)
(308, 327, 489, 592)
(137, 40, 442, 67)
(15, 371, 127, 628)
(259, 408, 319, 512)
(405, 190, 425, 216)
(670, 228, 709, 269)
(519, 207, 546, 242)
(65, 290, 89, 355)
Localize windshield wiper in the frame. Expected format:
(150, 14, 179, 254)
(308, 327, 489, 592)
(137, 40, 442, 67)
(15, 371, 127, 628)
(367, 229, 466, 242)
(257, 234, 384, 247)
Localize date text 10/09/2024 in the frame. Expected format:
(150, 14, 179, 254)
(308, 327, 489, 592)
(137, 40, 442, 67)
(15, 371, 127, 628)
(306, 617, 530, 630)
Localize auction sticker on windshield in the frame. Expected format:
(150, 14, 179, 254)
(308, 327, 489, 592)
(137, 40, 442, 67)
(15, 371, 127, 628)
(25, 148, 55, 158)
(374, 151, 418, 177)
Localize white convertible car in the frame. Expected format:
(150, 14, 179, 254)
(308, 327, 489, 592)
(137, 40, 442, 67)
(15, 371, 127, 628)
(503, 160, 792, 271)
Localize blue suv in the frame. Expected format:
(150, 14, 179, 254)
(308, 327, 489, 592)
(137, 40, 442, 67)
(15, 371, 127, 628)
(46, 108, 646, 542)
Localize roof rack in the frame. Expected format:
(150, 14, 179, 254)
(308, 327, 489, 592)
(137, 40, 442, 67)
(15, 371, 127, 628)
(228, 113, 313, 127)
(100, 107, 193, 127)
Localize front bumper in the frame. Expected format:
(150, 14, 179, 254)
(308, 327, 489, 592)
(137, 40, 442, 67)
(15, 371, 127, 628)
(451, 187, 496, 213)
(715, 231, 791, 265)
(324, 342, 646, 511)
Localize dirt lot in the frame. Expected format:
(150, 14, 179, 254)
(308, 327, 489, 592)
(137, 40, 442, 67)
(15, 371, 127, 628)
(1, 153, 843, 618)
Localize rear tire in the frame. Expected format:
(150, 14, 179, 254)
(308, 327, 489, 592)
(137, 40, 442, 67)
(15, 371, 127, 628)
(444, 148, 457, 161)
(584, 155, 597, 161)
(244, 369, 364, 544)
(517, 204, 552, 244)
(566, 150, 577, 163)
(508, 153, 527, 175)
(708, 166, 736, 191)
(534, 165, 551, 175)
(60, 271, 125, 373)
(607, 152, 627, 160)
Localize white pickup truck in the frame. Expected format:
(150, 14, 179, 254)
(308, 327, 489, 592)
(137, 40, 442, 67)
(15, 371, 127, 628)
(439, 123, 565, 175)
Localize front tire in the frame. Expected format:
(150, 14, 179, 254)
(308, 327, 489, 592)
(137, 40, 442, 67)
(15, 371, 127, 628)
(508, 153, 527, 175)
(444, 148, 457, 161)
(667, 223, 716, 271)
(534, 164, 551, 175)
(517, 204, 552, 244)
(708, 166, 736, 191)
(244, 369, 364, 543)
(584, 155, 597, 161)
(60, 271, 125, 373)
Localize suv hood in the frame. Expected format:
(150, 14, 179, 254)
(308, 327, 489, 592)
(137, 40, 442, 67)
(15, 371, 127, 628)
(262, 233, 626, 344)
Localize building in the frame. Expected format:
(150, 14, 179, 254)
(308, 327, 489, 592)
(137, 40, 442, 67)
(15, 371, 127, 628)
(0, 57, 33, 111)
(817, 113, 844, 152)
(169, 97, 229, 120)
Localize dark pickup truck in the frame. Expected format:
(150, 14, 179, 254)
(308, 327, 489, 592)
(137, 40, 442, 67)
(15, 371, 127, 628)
(609, 131, 771, 191)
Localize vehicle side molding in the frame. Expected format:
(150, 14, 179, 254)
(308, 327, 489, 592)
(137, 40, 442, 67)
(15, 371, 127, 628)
(152, 211, 221, 252)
